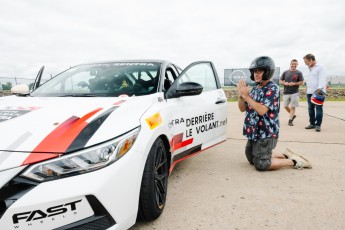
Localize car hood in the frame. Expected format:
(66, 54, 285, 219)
(0, 96, 154, 171)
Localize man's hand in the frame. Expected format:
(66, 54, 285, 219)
(237, 79, 249, 112)
(285, 82, 295, 86)
(237, 80, 269, 116)
(237, 79, 250, 100)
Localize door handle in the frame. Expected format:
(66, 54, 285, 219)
(215, 99, 226, 104)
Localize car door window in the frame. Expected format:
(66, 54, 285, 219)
(177, 62, 217, 91)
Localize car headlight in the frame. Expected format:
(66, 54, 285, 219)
(21, 127, 140, 182)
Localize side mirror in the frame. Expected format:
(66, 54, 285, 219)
(166, 82, 203, 99)
(11, 84, 30, 95)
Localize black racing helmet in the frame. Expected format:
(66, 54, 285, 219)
(248, 56, 275, 81)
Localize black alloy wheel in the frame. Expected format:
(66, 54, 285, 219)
(154, 139, 168, 209)
(138, 138, 169, 221)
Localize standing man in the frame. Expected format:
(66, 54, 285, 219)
(237, 56, 311, 171)
(280, 59, 304, 126)
(303, 54, 327, 132)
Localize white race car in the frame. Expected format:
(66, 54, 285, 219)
(0, 60, 228, 230)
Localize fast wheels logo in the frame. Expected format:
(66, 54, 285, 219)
(12, 199, 81, 227)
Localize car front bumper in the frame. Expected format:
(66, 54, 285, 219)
(0, 148, 146, 230)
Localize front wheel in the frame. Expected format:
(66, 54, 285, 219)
(138, 138, 169, 221)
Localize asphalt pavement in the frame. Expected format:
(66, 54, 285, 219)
(132, 101, 345, 230)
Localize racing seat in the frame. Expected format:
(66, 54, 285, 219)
(136, 79, 153, 91)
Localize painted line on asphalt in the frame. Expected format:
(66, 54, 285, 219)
(299, 105, 345, 122)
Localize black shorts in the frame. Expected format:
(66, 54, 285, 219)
(245, 137, 278, 171)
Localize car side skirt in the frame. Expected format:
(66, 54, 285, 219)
(169, 140, 226, 173)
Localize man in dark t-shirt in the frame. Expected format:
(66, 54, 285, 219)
(279, 59, 304, 126)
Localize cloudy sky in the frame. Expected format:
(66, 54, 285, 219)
(1, 0, 345, 83)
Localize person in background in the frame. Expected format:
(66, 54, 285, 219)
(303, 54, 327, 132)
(280, 59, 304, 126)
(237, 56, 312, 171)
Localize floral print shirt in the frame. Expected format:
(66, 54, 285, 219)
(243, 81, 280, 141)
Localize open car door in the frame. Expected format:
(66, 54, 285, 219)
(165, 61, 228, 162)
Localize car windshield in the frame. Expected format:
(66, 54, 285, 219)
(31, 62, 161, 97)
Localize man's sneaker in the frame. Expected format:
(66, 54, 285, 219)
(294, 158, 312, 169)
(305, 125, 315, 129)
(315, 126, 321, 132)
(288, 120, 293, 126)
(291, 115, 296, 121)
(294, 160, 303, 169)
(285, 148, 312, 169)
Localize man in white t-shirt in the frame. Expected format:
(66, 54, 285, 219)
(303, 54, 327, 132)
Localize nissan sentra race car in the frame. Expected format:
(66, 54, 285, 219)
(0, 60, 228, 230)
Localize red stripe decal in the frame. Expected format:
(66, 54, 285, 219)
(21, 108, 102, 165)
(170, 133, 193, 152)
(21, 152, 60, 166)
(113, 100, 126, 105)
(173, 138, 193, 151)
(170, 133, 183, 148)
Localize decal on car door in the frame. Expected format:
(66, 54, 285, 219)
(145, 113, 162, 130)
(170, 133, 193, 152)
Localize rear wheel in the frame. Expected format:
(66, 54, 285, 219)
(138, 138, 169, 221)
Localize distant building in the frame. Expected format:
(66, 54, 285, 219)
(328, 76, 345, 85)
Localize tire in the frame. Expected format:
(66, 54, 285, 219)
(138, 138, 169, 221)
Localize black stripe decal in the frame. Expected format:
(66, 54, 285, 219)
(172, 144, 202, 162)
(66, 106, 119, 152)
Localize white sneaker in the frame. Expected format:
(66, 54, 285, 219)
(294, 160, 313, 169)
(294, 160, 305, 169)
(285, 148, 312, 169)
